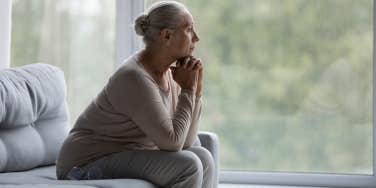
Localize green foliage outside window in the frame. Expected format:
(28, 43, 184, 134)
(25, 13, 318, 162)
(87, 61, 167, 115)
(147, 0, 373, 174)
(12, 0, 373, 174)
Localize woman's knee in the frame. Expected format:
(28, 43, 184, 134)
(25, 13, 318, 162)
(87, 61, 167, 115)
(177, 150, 204, 173)
(157, 151, 204, 187)
(173, 150, 204, 176)
(186, 147, 215, 172)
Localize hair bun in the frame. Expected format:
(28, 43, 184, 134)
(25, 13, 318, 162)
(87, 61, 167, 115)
(134, 14, 149, 36)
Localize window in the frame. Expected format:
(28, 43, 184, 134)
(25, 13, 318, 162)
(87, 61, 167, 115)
(11, 0, 116, 124)
(10, 0, 375, 186)
(145, 0, 374, 186)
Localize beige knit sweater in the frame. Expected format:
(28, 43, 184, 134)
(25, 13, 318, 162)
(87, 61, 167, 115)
(56, 54, 202, 177)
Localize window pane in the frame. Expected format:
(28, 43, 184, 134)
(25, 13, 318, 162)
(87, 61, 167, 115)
(11, 0, 115, 124)
(147, 0, 373, 174)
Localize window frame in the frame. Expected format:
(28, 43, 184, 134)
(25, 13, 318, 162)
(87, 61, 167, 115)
(117, 0, 376, 187)
(0, 0, 11, 69)
(115, 0, 144, 66)
(7, 0, 374, 186)
(3, 0, 375, 186)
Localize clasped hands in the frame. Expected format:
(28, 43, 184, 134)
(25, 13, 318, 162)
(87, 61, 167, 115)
(170, 56, 203, 97)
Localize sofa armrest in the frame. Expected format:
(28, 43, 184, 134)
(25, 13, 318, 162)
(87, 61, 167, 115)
(198, 131, 219, 188)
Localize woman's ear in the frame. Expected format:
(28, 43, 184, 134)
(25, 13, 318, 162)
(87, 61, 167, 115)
(160, 28, 174, 46)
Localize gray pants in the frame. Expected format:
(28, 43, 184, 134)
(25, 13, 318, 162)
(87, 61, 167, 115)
(72, 146, 215, 188)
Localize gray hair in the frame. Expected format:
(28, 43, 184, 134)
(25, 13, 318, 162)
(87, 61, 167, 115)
(134, 1, 190, 46)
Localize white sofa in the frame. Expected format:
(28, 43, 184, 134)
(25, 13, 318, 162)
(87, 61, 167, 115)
(0, 63, 219, 188)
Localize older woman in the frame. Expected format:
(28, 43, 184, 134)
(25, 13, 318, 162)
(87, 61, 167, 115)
(56, 1, 215, 188)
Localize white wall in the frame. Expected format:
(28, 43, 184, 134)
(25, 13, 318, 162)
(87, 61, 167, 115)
(0, 0, 12, 69)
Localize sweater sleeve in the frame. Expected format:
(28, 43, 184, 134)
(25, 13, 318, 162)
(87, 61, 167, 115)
(183, 96, 202, 148)
(106, 69, 195, 151)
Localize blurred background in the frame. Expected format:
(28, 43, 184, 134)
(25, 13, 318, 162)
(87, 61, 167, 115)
(11, 0, 373, 175)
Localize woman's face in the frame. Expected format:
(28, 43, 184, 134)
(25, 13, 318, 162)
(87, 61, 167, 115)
(170, 13, 200, 58)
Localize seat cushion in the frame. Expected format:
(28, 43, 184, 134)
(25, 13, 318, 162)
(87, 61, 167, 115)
(0, 185, 96, 188)
(0, 64, 70, 172)
(0, 165, 157, 188)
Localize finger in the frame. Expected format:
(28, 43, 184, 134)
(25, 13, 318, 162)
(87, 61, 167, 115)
(189, 57, 198, 65)
(192, 59, 202, 70)
(184, 57, 191, 64)
(170, 66, 177, 76)
(195, 70, 199, 81)
(176, 58, 184, 67)
(183, 57, 191, 69)
(190, 57, 198, 65)
(187, 61, 198, 70)
(195, 60, 202, 67)
(198, 67, 203, 80)
(196, 58, 202, 65)
(177, 56, 185, 63)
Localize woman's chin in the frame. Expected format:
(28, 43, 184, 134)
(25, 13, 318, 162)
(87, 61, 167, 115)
(188, 49, 194, 55)
(179, 49, 194, 58)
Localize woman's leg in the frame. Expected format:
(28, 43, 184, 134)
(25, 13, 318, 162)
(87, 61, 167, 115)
(185, 146, 215, 188)
(78, 149, 203, 188)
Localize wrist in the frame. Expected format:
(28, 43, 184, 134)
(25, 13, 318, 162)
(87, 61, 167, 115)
(196, 86, 202, 97)
(181, 88, 195, 95)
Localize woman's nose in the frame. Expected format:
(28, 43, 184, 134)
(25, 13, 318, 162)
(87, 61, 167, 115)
(193, 31, 200, 42)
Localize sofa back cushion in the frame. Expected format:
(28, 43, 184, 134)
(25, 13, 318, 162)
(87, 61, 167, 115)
(0, 63, 70, 172)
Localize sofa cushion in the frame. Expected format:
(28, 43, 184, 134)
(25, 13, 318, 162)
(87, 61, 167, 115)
(0, 165, 157, 188)
(0, 185, 96, 188)
(0, 64, 70, 172)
